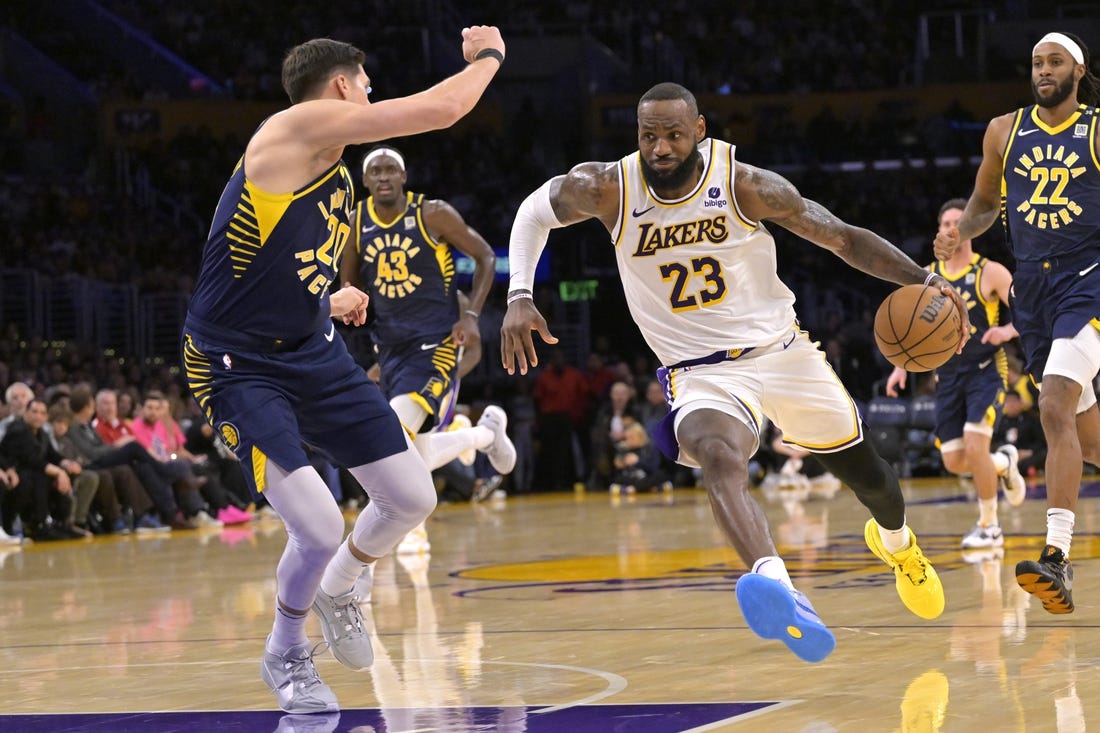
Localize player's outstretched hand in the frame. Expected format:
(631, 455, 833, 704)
(501, 298, 557, 375)
(461, 26, 505, 64)
(933, 225, 961, 261)
(330, 285, 370, 326)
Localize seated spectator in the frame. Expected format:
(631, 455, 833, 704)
(93, 388, 136, 447)
(589, 380, 638, 489)
(48, 402, 157, 534)
(0, 399, 87, 540)
(609, 420, 671, 496)
(130, 391, 224, 527)
(0, 381, 34, 443)
(69, 387, 186, 531)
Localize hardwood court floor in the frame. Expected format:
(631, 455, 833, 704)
(1, 476, 1098, 732)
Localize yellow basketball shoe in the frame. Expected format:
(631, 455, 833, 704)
(864, 519, 945, 619)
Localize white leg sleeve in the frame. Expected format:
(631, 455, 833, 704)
(263, 463, 346, 612)
(347, 442, 437, 558)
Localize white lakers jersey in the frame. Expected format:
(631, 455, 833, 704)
(609, 138, 797, 365)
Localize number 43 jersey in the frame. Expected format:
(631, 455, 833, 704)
(351, 191, 458, 348)
(609, 138, 797, 366)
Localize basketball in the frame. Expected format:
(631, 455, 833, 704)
(873, 283, 960, 371)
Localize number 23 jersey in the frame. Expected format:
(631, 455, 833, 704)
(609, 138, 797, 366)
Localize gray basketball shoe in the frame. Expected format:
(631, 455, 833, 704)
(260, 637, 339, 714)
(311, 589, 374, 670)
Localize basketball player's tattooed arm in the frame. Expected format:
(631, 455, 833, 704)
(552, 162, 621, 229)
(737, 163, 970, 350)
(501, 161, 617, 375)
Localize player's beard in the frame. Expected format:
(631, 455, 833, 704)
(640, 146, 703, 194)
(1032, 74, 1076, 108)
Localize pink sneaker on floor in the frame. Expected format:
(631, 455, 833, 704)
(217, 506, 254, 525)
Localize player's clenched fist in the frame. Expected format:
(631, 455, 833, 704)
(461, 26, 505, 64)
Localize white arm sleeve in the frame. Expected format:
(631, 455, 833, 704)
(508, 179, 563, 292)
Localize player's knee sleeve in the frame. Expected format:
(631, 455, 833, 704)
(263, 465, 346, 610)
(347, 445, 437, 557)
(265, 465, 346, 557)
(389, 394, 430, 434)
(814, 438, 905, 528)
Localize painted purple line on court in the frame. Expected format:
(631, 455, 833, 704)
(1, 701, 782, 732)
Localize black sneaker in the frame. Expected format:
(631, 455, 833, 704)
(1016, 544, 1074, 614)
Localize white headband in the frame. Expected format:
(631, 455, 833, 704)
(1034, 32, 1084, 65)
(362, 148, 405, 174)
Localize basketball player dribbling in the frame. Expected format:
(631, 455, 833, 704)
(935, 31, 1100, 614)
(887, 199, 1026, 554)
(181, 29, 506, 712)
(501, 82, 969, 663)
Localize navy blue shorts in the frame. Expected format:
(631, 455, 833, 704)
(1012, 248, 1100, 378)
(375, 335, 460, 431)
(934, 360, 1006, 442)
(181, 321, 408, 494)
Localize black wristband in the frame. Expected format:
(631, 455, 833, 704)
(474, 48, 504, 65)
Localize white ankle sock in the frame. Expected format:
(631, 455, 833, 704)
(320, 539, 368, 597)
(269, 604, 308, 653)
(1046, 508, 1075, 557)
(978, 497, 998, 527)
(991, 450, 1009, 475)
(877, 522, 912, 554)
(751, 556, 794, 590)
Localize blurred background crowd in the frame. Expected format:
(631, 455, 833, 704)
(0, 1, 1093, 513)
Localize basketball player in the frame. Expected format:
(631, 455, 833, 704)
(501, 83, 969, 663)
(934, 31, 1100, 615)
(886, 199, 1026, 553)
(181, 30, 506, 712)
(339, 146, 516, 557)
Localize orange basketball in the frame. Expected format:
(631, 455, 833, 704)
(873, 283, 960, 372)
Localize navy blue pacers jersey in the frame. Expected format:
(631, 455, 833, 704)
(353, 192, 458, 347)
(187, 157, 356, 342)
(929, 255, 1008, 377)
(1002, 104, 1100, 262)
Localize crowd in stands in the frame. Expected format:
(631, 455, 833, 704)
(0, 1, 1088, 534)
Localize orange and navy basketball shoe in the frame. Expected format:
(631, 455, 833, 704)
(1016, 545, 1073, 614)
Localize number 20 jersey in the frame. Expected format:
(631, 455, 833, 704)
(609, 138, 797, 366)
(1001, 104, 1100, 262)
(187, 157, 356, 342)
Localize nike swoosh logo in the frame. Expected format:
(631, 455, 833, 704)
(1017, 128, 1041, 136)
(1079, 262, 1098, 276)
(420, 343, 438, 351)
(632, 205, 655, 217)
(324, 324, 335, 342)
(979, 358, 992, 369)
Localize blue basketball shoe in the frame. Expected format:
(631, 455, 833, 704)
(736, 573, 836, 663)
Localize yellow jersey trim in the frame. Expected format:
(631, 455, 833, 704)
(1030, 104, 1084, 135)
